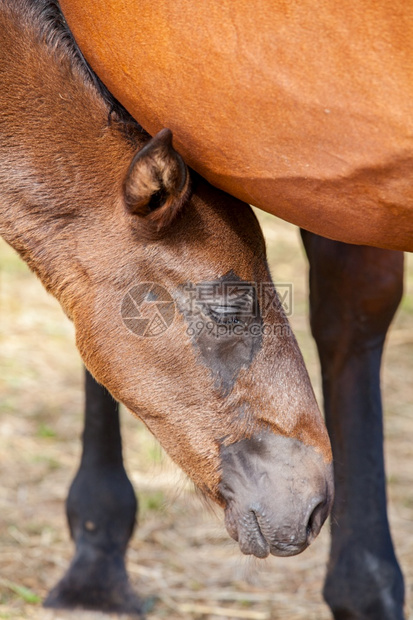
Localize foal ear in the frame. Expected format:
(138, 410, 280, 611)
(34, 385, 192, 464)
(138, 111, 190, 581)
(123, 128, 190, 230)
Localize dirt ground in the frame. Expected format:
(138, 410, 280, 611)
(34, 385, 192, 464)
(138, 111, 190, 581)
(1, 212, 412, 620)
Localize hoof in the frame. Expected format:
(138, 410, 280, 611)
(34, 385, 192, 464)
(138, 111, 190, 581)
(324, 546, 405, 620)
(44, 549, 143, 616)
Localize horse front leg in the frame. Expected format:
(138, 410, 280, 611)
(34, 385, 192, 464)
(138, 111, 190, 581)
(301, 231, 405, 620)
(44, 367, 141, 615)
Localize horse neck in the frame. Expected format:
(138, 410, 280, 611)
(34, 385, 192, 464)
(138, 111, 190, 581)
(0, 1, 136, 316)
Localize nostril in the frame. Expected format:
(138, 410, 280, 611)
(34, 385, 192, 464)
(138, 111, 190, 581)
(306, 498, 326, 541)
(219, 481, 235, 501)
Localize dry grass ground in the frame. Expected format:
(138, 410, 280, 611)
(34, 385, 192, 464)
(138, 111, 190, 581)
(0, 212, 412, 620)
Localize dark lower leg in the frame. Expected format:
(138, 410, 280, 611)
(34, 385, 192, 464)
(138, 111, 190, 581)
(301, 230, 405, 620)
(45, 368, 141, 614)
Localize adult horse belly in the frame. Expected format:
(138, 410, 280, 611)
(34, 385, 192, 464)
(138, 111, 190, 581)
(60, 0, 413, 251)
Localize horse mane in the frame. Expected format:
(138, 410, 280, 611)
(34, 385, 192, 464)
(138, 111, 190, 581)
(14, 0, 142, 131)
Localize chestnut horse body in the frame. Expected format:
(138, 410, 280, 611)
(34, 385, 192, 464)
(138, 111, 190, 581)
(60, 0, 413, 251)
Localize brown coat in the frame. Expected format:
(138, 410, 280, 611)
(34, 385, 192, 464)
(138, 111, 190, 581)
(60, 0, 413, 251)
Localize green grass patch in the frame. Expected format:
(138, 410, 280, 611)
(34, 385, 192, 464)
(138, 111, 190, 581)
(35, 423, 57, 439)
(31, 454, 60, 470)
(0, 580, 41, 605)
(139, 490, 166, 514)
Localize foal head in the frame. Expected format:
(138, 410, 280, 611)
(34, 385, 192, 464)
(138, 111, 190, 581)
(71, 126, 333, 558)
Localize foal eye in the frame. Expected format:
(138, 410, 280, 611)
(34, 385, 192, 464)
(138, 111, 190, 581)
(206, 305, 244, 325)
